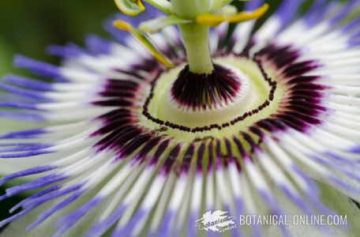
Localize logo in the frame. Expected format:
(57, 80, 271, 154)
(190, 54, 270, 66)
(196, 210, 237, 232)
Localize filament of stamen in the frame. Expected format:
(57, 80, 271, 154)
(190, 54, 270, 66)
(197, 3, 270, 26)
(113, 20, 174, 68)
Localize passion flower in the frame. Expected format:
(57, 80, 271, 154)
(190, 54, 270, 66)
(0, 0, 359, 236)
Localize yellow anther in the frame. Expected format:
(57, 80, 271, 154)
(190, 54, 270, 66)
(196, 3, 269, 26)
(114, 0, 146, 16)
(113, 20, 174, 68)
(113, 20, 133, 32)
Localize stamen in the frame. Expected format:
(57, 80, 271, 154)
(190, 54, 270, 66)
(196, 3, 269, 26)
(113, 20, 174, 68)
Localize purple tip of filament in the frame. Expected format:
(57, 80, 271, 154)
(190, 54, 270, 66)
(293, 165, 347, 215)
(245, 0, 264, 11)
(276, 0, 304, 27)
(0, 207, 33, 229)
(30, 184, 82, 206)
(329, 152, 359, 164)
(350, 146, 360, 154)
(86, 35, 112, 55)
(0, 166, 56, 186)
(149, 211, 173, 237)
(27, 186, 85, 231)
(348, 38, 360, 47)
(9, 185, 61, 213)
(258, 190, 283, 216)
(0, 111, 44, 122)
(0, 128, 46, 140)
(304, 0, 327, 26)
(0, 82, 50, 101)
(55, 197, 103, 237)
(4, 174, 67, 197)
(111, 209, 145, 237)
(186, 213, 197, 237)
(1, 185, 83, 231)
(0, 143, 51, 153)
(3, 74, 53, 91)
(47, 43, 84, 58)
(330, 0, 360, 26)
(0, 102, 39, 110)
(86, 205, 126, 237)
(258, 191, 290, 237)
(343, 18, 360, 33)
(350, 30, 360, 41)
(0, 149, 52, 159)
(279, 184, 312, 216)
(14, 55, 66, 81)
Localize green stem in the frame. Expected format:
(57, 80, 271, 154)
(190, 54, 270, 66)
(172, 0, 212, 18)
(171, 0, 214, 74)
(180, 23, 214, 74)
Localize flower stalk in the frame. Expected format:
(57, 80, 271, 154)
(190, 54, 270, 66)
(179, 23, 214, 74)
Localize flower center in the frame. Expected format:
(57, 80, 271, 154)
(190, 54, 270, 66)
(142, 55, 282, 137)
(94, 42, 326, 173)
(170, 64, 245, 111)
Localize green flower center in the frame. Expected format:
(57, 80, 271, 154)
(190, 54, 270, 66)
(141, 55, 285, 142)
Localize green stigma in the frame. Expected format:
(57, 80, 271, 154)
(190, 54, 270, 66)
(113, 0, 269, 74)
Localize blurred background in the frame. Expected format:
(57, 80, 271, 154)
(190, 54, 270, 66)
(0, 0, 116, 75)
(0, 0, 351, 78)
(0, 0, 356, 232)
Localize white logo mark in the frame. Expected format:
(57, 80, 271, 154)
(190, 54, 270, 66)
(196, 210, 237, 232)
